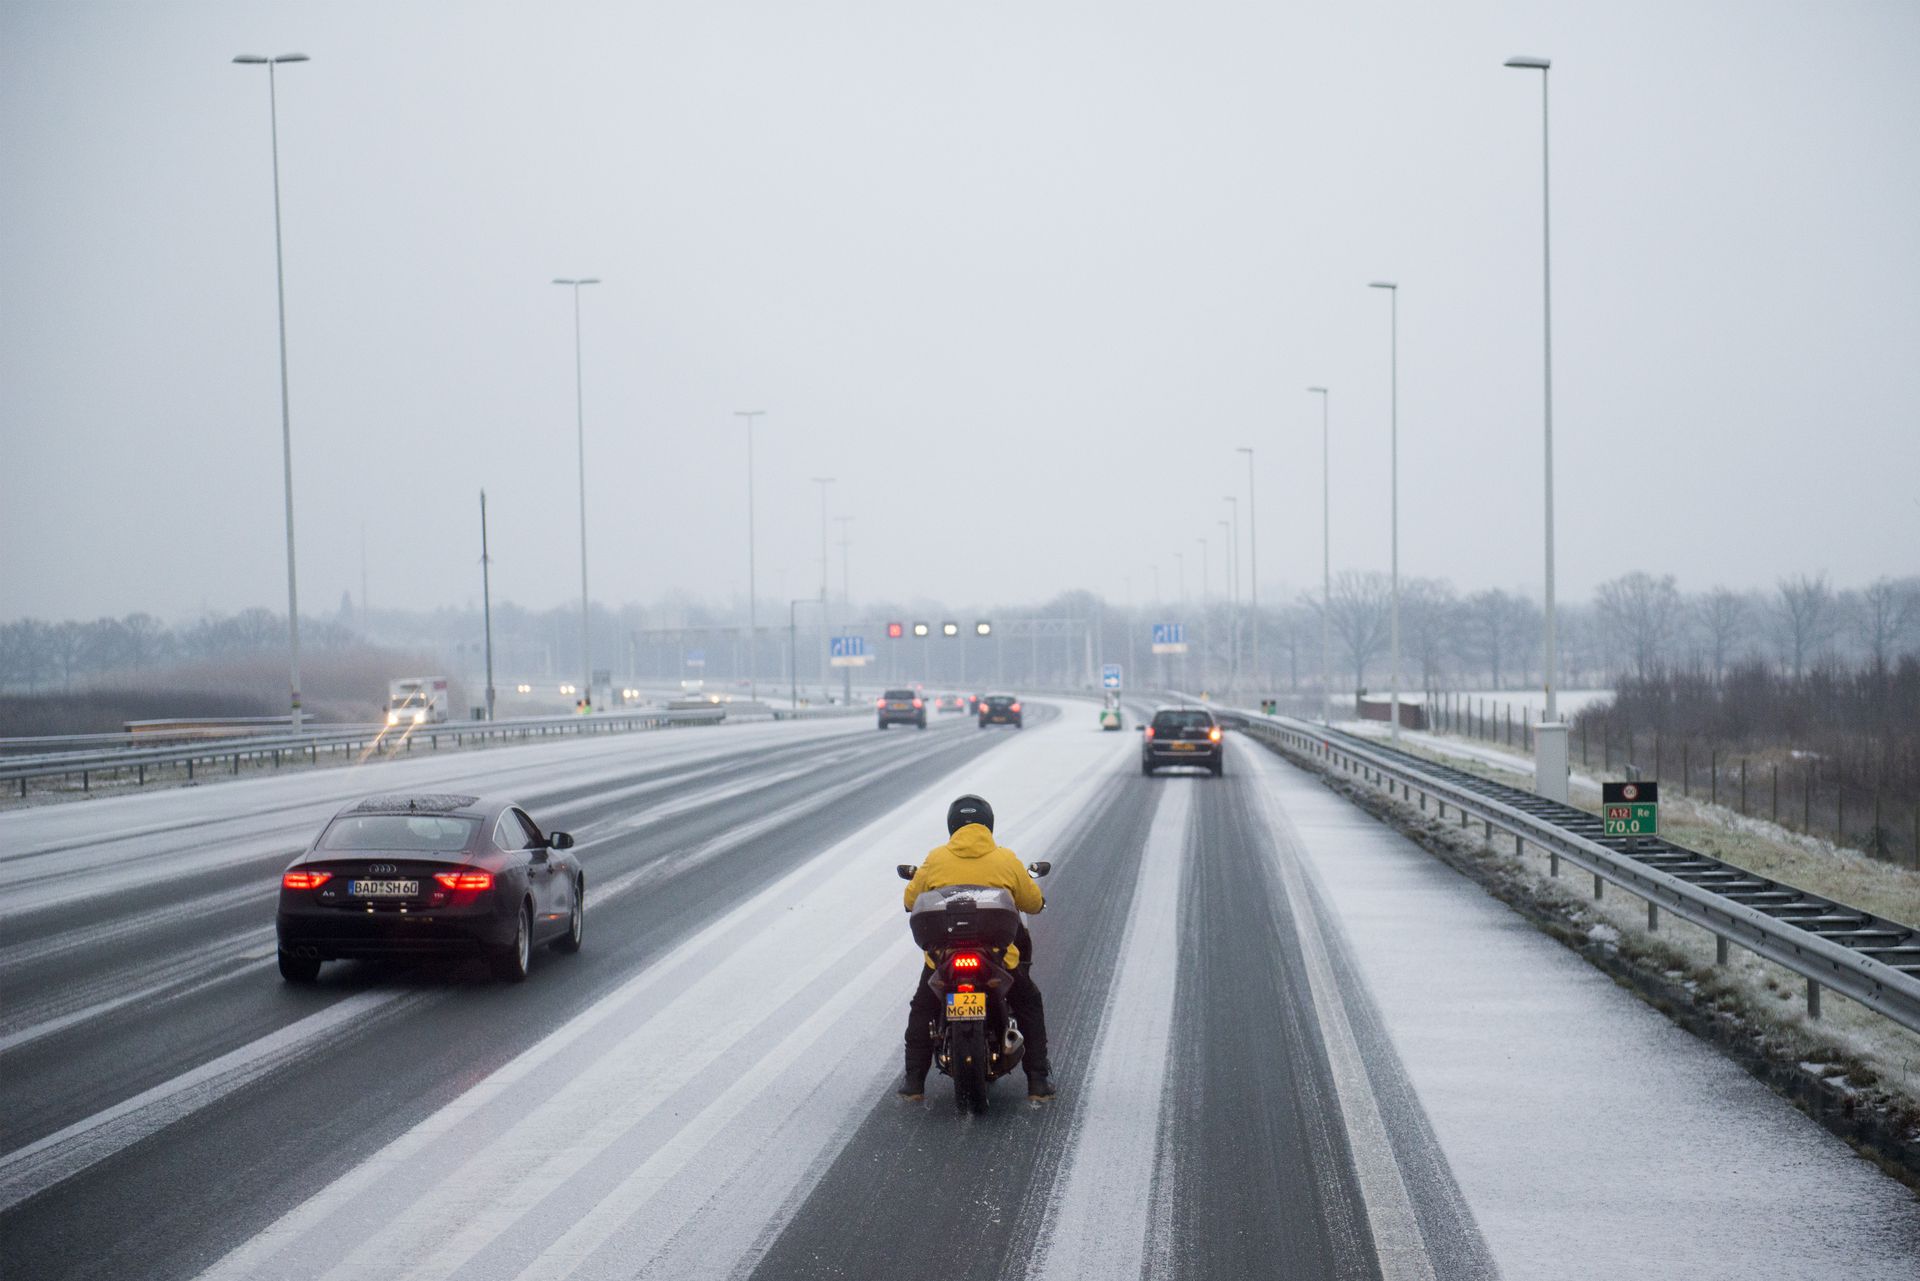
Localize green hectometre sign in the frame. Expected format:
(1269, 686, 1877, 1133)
(1602, 781, 1659, 838)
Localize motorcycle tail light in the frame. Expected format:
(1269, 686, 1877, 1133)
(956, 983, 976, 994)
(951, 952, 984, 972)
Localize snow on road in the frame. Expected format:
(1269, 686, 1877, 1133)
(1239, 742, 1920, 1279)
(195, 710, 1132, 1281)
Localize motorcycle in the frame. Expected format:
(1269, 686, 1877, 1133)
(896, 860, 1051, 1114)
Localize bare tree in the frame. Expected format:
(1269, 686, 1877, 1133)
(1772, 572, 1839, 677)
(0, 619, 54, 692)
(1322, 570, 1392, 696)
(1854, 576, 1919, 671)
(1693, 587, 1747, 682)
(1460, 588, 1538, 689)
(1400, 578, 1458, 690)
(1594, 572, 1683, 678)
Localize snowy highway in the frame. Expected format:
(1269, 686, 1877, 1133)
(3, 702, 1916, 1281)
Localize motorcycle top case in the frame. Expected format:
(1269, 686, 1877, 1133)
(908, 885, 1021, 952)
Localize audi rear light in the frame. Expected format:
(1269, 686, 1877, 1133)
(281, 870, 331, 891)
(1209, 726, 1222, 742)
(433, 870, 495, 892)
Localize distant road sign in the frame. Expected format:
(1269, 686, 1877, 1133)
(1601, 781, 1659, 837)
(1150, 623, 1188, 655)
(1101, 664, 1123, 690)
(829, 635, 871, 667)
(685, 649, 705, 669)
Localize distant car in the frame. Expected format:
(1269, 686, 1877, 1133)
(1141, 706, 1224, 776)
(1098, 703, 1123, 731)
(276, 793, 584, 984)
(978, 694, 1023, 729)
(877, 688, 927, 730)
(934, 694, 968, 714)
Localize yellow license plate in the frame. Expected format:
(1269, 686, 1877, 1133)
(1172, 742, 1195, 751)
(947, 992, 987, 1020)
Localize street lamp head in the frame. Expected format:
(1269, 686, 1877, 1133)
(552, 277, 600, 286)
(273, 53, 310, 63)
(233, 54, 269, 63)
(1368, 281, 1398, 291)
(1236, 446, 1254, 456)
(1307, 386, 1328, 394)
(1504, 55, 1551, 70)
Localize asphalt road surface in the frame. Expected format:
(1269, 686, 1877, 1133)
(3, 700, 1915, 1281)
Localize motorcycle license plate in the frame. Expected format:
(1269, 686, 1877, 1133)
(946, 992, 987, 1021)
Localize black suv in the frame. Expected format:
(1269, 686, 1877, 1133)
(977, 694, 1023, 729)
(877, 688, 926, 730)
(1141, 706, 1223, 776)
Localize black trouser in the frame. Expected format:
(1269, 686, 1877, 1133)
(904, 929, 1049, 1081)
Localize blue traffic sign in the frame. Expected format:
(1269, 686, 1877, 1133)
(1101, 664, 1123, 690)
(829, 635, 869, 660)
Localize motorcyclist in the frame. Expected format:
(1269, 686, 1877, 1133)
(898, 794, 1054, 1101)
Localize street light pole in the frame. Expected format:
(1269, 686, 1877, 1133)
(1237, 446, 1258, 695)
(552, 276, 601, 710)
(1223, 495, 1239, 689)
(812, 476, 834, 696)
(1308, 387, 1331, 726)
(233, 51, 309, 731)
(736, 411, 765, 701)
(834, 515, 853, 702)
(1507, 53, 1567, 800)
(480, 489, 496, 721)
(1369, 280, 1400, 740)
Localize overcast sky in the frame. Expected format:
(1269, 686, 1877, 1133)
(4, 0, 1917, 625)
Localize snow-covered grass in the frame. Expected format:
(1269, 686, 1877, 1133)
(1319, 722, 1920, 1126)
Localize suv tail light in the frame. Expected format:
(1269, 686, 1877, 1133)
(876, 697, 886, 707)
(1144, 726, 1155, 739)
(281, 870, 331, 890)
(434, 871, 494, 891)
(912, 698, 923, 709)
(1010, 702, 1021, 713)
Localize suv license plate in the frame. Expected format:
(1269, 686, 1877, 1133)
(350, 879, 419, 897)
(1172, 742, 1195, 751)
(947, 992, 987, 1020)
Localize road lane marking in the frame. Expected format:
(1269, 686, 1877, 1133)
(0, 989, 419, 1214)
(1240, 743, 1437, 1281)
(1025, 781, 1187, 1281)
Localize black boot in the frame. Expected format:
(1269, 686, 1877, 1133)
(897, 1068, 927, 1100)
(1026, 1072, 1056, 1101)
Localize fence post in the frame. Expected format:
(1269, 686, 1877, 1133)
(1716, 935, 1729, 965)
(1647, 901, 1659, 932)
(1581, 718, 1587, 765)
(1837, 786, 1844, 847)
(1804, 768, 1811, 831)
(1593, 873, 1603, 900)
(1772, 763, 1779, 823)
(1741, 758, 1748, 814)
(1807, 979, 1822, 1020)
(1655, 734, 1662, 784)
(1710, 749, 1718, 806)
(1682, 741, 1689, 797)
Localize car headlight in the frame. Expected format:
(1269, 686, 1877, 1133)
(386, 712, 399, 726)
(412, 710, 426, 723)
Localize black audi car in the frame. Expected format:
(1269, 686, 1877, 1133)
(978, 694, 1023, 728)
(1141, 706, 1224, 776)
(276, 792, 584, 984)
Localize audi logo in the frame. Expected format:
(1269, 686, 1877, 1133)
(367, 863, 398, 874)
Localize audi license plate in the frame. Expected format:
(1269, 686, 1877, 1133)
(947, 992, 987, 1021)
(350, 879, 419, 897)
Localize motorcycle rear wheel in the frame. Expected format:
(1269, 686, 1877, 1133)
(950, 1021, 990, 1114)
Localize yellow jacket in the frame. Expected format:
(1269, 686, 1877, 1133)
(904, 823, 1045, 969)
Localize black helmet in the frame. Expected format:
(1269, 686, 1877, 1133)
(946, 794, 994, 834)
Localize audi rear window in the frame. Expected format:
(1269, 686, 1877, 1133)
(319, 815, 479, 852)
(1152, 710, 1214, 731)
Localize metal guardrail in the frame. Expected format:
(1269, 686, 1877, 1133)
(1, 703, 865, 799)
(1225, 708, 1920, 1035)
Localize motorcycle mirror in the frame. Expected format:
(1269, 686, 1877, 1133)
(1027, 860, 1052, 877)
(896, 863, 918, 881)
